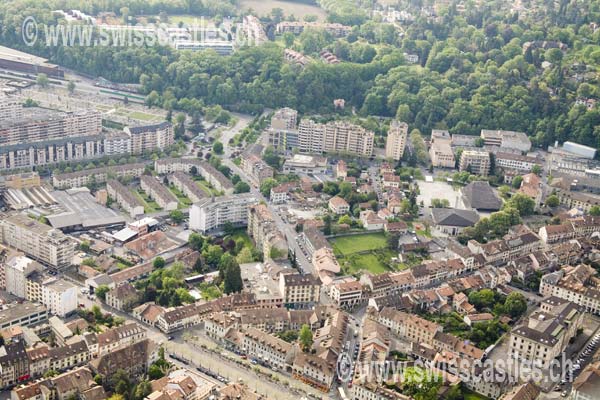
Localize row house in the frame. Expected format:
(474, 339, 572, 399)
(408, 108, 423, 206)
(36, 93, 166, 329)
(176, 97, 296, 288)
(539, 264, 600, 314)
(377, 308, 441, 346)
(92, 322, 147, 357)
(241, 327, 297, 370)
(468, 231, 542, 264)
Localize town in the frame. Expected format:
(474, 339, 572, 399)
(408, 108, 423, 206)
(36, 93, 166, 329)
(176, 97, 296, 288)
(0, 1, 599, 400)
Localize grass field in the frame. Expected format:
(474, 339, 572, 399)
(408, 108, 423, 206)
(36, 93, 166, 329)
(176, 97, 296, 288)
(330, 233, 393, 274)
(331, 233, 388, 256)
(168, 185, 193, 208)
(240, 0, 327, 20)
(462, 389, 491, 400)
(135, 190, 162, 213)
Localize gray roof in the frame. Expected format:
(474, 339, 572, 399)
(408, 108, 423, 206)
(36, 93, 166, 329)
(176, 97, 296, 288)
(461, 181, 502, 211)
(431, 208, 480, 227)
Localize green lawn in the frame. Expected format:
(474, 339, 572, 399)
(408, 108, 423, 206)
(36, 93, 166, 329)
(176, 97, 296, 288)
(330, 233, 387, 256)
(168, 186, 193, 208)
(343, 253, 388, 274)
(128, 111, 161, 121)
(192, 176, 221, 196)
(463, 389, 491, 400)
(134, 190, 161, 213)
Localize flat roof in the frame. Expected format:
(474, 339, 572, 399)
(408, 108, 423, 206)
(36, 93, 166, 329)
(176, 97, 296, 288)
(47, 189, 126, 229)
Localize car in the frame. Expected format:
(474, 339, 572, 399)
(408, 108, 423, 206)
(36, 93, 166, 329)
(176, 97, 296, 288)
(561, 391, 568, 397)
(167, 335, 174, 340)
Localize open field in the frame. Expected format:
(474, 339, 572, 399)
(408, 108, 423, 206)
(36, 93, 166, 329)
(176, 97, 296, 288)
(330, 233, 387, 256)
(239, 0, 327, 21)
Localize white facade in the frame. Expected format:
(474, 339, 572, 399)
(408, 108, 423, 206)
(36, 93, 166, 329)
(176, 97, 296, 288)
(41, 278, 78, 317)
(5, 255, 42, 298)
(189, 193, 257, 233)
(385, 120, 408, 161)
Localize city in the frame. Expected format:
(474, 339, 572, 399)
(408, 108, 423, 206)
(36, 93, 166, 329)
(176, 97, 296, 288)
(0, 1, 599, 400)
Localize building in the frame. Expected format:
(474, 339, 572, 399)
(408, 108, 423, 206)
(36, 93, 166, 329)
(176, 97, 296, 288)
(0, 341, 29, 388)
(140, 175, 178, 211)
(495, 152, 542, 173)
(459, 149, 490, 176)
(174, 40, 234, 55)
(429, 130, 454, 168)
(292, 352, 335, 392)
(243, 15, 267, 45)
(268, 108, 299, 152)
(0, 302, 47, 330)
(279, 273, 321, 308)
(102, 130, 132, 156)
(105, 283, 140, 311)
(377, 308, 441, 346)
(539, 264, 600, 314)
(90, 339, 156, 382)
(0, 93, 23, 120)
(461, 181, 503, 211)
(538, 223, 576, 245)
(509, 297, 583, 368)
(430, 208, 480, 236)
(52, 163, 146, 189)
(282, 154, 328, 174)
(5, 255, 42, 299)
(93, 322, 147, 357)
(0, 173, 40, 190)
(124, 122, 174, 155)
(0, 214, 74, 270)
(517, 173, 543, 208)
(480, 130, 532, 153)
(328, 196, 349, 215)
(41, 278, 77, 317)
(385, 120, 408, 161)
(189, 193, 257, 233)
(498, 382, 540, 400)
(241, 328, 296, 370)
(330, 280, 363, 309)
(106, 179, 145, 218)
(297, 120, 374, 157)
(168, 172, 207, 203)
(562, 141, 597, 159)
(154, 158, 233, 194)
(247, 204, 288, 261)
(571, 362, 600, 400)
(276, 21, 351, 37)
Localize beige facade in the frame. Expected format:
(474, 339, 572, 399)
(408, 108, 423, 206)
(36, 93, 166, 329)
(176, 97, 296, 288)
(459, 149, 490, 176)
(385, 120, 408, 161)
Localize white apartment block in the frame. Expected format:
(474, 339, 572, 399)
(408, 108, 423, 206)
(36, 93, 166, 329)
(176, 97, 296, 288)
(298, 120, 375, 157)
(5, 255, 42, 298)
(41, 278, 78, 317)
(52, 163, 146, 189)
(429, 130, 455, 168)
(125, 122, 174, 155)
(496, 152, 542, 172)
(106, 179, 145, 218)
(330, 281, 363, 309)
(0, 94, 23, 120)
(279, 273, 321, 307)
(154, 158, 234, 194)
(169, 171, 207, 203)
(271, 108, 298, 130)
(385, 120, 409, 161)
(459, 149, 490, 176)
(140, 175, 178, 211)
(103, 131, 132, 156)
(0, 214, 74, 270)
(189, 193, 257, 233)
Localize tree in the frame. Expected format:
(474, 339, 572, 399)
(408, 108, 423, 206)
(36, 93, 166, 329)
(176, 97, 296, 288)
(283, 32, 295, 47)
(212, 141, 224, 154)
(36, 73, 49, 88)
(545, 194, 559, 207)
(169, 210, 184, 224)
(96, 285, 110, 301)
(260, 178, 278, 197)
(431, 198, 450, 208)
(153, 257, 166, 269)
(271, 7, 284, 22)
(67, 81, 76, 93)
(223, 260, 242, 294)
(204, 245, 224, 267)
(188, 233, 205, 251)
(468, 289, 496, 310)
(511, 176, 523, 189)
(504, 193, 536, 217)
(299, 324, 313, 352)
(531, 165, 542, 176)
(338, 215, 352, 225)
(234, 181, 250, 193)
(134, 381, 152, 400)
(590, 206, 600, 216)
(236, 247, 254, 264)
(505, 292, 527, 318)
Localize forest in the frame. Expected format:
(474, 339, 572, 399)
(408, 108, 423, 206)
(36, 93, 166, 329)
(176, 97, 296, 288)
(1, 0, 599, 148)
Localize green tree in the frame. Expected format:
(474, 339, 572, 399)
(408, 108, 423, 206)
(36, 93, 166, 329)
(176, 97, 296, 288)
(169, 210, 185, 224)
(505, 292, 528, 318)
(234, 181, 250, 193)
(36, 73, 49, 88)
(338, 215, 352, 225)
(504, 193, 536, 216)
(67, 81, 76, 93)
(299, 324, 313, 352)
(212, 141, 224, 154)
(223, 260, 243, 294)
(545, 194, 559, 207)
(512, 176, 523, 189)
(590, 206, 600, 216)
(153, 257, 166, 269)
(531, 165, 542, 176)
(188, 233, 205, 251)
(96, 285, 110, 301)
(236, 246, 254, 264)
(134, 381, 152, 400)
(204, 245, 224, 267)
(260, 178, 278, 197)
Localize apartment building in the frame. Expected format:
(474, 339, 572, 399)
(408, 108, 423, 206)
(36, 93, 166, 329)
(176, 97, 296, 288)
(496, 152, 542, 173)
(480, 130, 532, 153)
(0, 172, 40, 190)
(377, 307, 441, 345)
(241, 328, 296, 370)
(268, 108, 299, 152)
(292, 353, 336, 392)
(468, 231, 542, 264)
(330, 280, 364, 309)
(271, 108, 298, 130)
(571, 362, 600, 400)
(105, 282, 140, 311)
(429, 130, 455, 168)
(168, 172, 207, 203)
(540, 264, 600, 314)
(52, 163, 146, 189)
(90, 339, 157, 383)
(459, 149, 490, 176)
(298, 120, 374, 157)
(240, 154, 273, 183)
(140, 175, 178, 211)
(0, 214, 74, 270)
(328, 196, 350, 214)
(125, 122, 174, 155)
(0, 302, 47, 330)
(189, 193, 257, 233)
(0, 341, 29, 388)
(155, 158, 233, 194)
(509, 297, 583, 368)
(47, 339, 90, 372)
(106, 179, 145, 218)
(102, 130, 132, 156)
(41, 278, 77, 317)
(279, 273, 321, 308)
(5, 255, 42, 298)
(247, 204, 288, 261)
(538, 223, 576, 245)
(242, 15, 267, 45)
(385, 120, 409, 161)
(0, 93, 23, 120)
(93, 322, 147, 357)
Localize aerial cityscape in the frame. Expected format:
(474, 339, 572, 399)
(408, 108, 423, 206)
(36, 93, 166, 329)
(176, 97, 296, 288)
(0, 0, 599, 400)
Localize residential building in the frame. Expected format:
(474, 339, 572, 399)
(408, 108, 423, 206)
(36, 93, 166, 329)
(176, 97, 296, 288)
(271, 108, 298, 130)
(5, 255, 42, 298)
(0, 172, 40, 190)
(0, 214, 74, 270)
(509, 297, 583, 368)
(268, 108, 299, 152)
(189, 193, 257, 233)
(174, 40, 234, 55)
(105, 283, 140, 311)
(385, 120, 408, 161)
(90, 339, 156, 382)
(240, 147, 273, 183)
(498, 382, 540, 400)
(330, 280, 363, 309)
(571, 362, 600, 400)
(242, 15, 267, 45)
(298, 226, 330, 257)
(377, 307, 441, 345)
(459, 149, 490, 176)
(241, 328, 296, 370)
(0, 93, 23, 120)
(328, 196, 349, 215)
(47, 339, 90, 372)
(538, 223, 575, 245)
(124, 122, 174, 155)
(279, 273, 321, 308)
(480, 130, 532, 153)
(297, 120, 374, 157)
(102, 130, 132, 156)
(140, 175, 178, 211)
(496, 152, 542, 173)
(154, 158, 233, 194)
(51, 163, 146, 189)
(94, 322, 147, 357)
(41, 278, 77, 317)
(168, 172, 206, 203)
(247, 204, 288, 261)
(276, 21, 351, 37)
(429, 130, 454, 168)
(282, 154, 328, 174)
(430, 208, 479, 236)
(468, 230, 542, 264)
(106, 179, 144, 218)
(518, 173, 543, 208)
(540, 264, 600, 314)
(292, 353, 335, 392)
(0, 341, 29, 388)
(360, 210, 385, 231)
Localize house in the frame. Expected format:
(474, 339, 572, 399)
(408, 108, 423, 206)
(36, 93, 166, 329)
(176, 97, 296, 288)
(360, 211, 385, 231)
(538, 223, 576, 245)
(461, 181, 503, 211)
(571, 362, 600, 400)
(518, 173, 543, 208)
(384, 221, 408, 234)
(328, 196, 349, 215)
(241, 328, 296, 371)
(498, 382, 540, 400)
(430, 208, 480, 236)
(464, 313, 494, 326)
(89, 339, 157, 382)
(105, 283, 140, 311)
